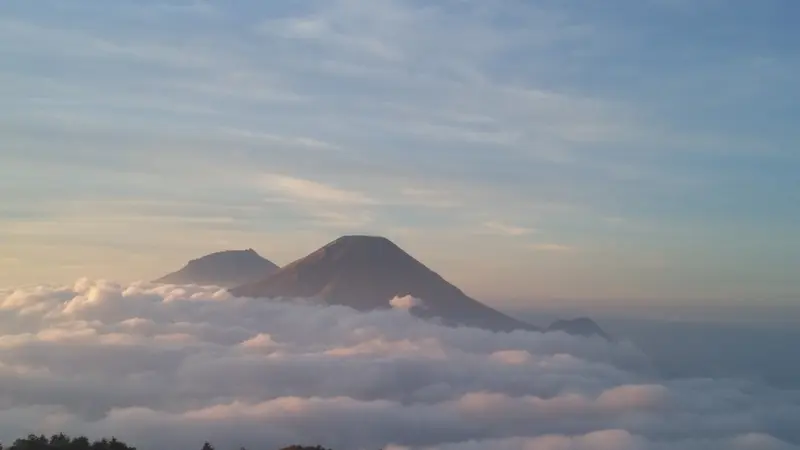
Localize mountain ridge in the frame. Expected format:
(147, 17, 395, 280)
(158, 236, 607, 338)
(232, 235, 556, 334)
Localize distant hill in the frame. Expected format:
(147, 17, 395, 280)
(154, 249, 279, 288)
(230, 235, 538, 332)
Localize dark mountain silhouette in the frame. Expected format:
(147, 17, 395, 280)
(154, 249, 279, 288)
(231, 235, 539, 332)
(547, 317, 610, 340)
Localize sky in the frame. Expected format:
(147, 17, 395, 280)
(1, 0, 799, 313)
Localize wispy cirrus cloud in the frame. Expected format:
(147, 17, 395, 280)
(256, 174, 378, 230)
(0, 18, 216, 69)
(260, 174, 377, 206)
(480, 221, 537, 237)
(216, 127, 340, 151)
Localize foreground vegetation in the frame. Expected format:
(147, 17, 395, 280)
(0, 434, 331, 450)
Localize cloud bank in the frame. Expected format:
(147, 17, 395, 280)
(0, 280, 798, 450)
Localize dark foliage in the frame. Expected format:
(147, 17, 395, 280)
(3, 434, 135, 450)
(0, 435, 335, 450)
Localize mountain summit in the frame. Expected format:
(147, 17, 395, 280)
(230, 235, 538, 332)
(154, 249, 279, 288)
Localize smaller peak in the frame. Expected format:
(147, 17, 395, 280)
(204, 249, 250, 257)
(154, 248, 278, 288)
(188, 249, 266, 264)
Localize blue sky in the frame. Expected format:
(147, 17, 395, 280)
(1, 0, 798, 312)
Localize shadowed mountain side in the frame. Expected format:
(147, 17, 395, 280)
(547, 317, 610, 340)
(154, 249, 279, 288)
(230, 235, 538, 333)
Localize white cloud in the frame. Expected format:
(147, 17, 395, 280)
(0, 279, 797, 450)
(406, 431, 798, 450)
(389, 295, 424, 310)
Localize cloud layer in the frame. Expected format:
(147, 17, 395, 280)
(0, 279, 798, 450)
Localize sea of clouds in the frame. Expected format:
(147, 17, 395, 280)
(0, 279, 798, 450)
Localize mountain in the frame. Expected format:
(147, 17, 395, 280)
(154, 249, 279, 288)
(547, 317, 610, 340)
(230, 235, 538, 332)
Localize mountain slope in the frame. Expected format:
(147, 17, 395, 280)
(154, 249, 279, 288)
(230, 235, 538, 332)
(547, 317, 610, 340)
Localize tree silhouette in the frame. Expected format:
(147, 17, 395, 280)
(1, 433, 340, 450)
(7, 434, 136, 450)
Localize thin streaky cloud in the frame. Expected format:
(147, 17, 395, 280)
(215, 127, 341, 151)
(480, 221, 537, 237)
(259, 174, 378, 206)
